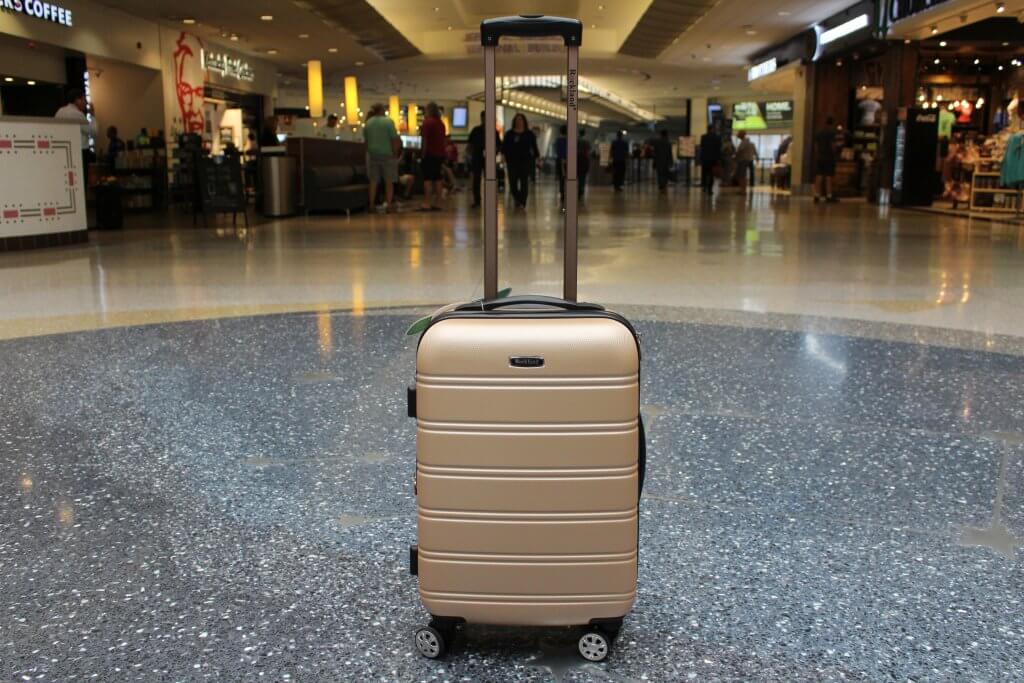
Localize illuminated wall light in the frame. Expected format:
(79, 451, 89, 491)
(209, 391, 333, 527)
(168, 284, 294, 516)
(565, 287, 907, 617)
(344, 76, 359, 124)
(818, 13, 869, 45)
(388, 95, 401, 129)
(307, 60, 324, 118)
(442, 115, 450, 134)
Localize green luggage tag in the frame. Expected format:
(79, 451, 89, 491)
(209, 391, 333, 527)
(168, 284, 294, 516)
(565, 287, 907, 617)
(405, 287, 512, 336)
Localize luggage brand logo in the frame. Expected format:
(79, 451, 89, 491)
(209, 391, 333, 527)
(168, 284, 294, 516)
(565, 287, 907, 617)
(510, 356, 545, 368)
(567, 70, 577, 112)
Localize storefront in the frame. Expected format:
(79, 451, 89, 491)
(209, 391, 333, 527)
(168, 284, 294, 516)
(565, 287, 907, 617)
(747, 27, 818, 192)
(880, 0, 1024, 214)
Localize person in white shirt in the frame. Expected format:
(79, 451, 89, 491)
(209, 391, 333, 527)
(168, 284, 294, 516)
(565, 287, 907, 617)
(55, 88, 97, 166)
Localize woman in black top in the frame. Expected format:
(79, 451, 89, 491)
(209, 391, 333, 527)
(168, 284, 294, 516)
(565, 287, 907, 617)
(501, 113, 540, 208)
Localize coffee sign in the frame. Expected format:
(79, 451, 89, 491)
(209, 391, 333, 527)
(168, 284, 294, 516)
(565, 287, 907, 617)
(1, 0, 73, 26)
(201, 49, 255, 83)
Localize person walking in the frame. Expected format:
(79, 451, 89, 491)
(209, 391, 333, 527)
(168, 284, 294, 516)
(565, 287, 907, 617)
(419, 102, 447, 211)
(651, 129, 673, 193)
(467, 110, 501, 209)
(735, 131, 758, 192)
(698, 124, 722, 196)
(554, 125, 568, 206)
(577, 128, 592, 202)
(502, 113, 539, 208)
(363, 103, 401, 212)
(610, 131, 628, 191)
(813, 116, 840, 203)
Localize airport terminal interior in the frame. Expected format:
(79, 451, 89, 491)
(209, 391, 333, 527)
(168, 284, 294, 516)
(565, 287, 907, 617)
(1, 0, 1023, 680)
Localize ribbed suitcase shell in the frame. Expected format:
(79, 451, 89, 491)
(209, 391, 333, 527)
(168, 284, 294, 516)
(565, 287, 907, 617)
(415, 314, 640, 626)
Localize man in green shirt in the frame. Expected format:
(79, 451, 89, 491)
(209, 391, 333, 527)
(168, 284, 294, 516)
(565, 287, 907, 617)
(363, 103, 401, 212)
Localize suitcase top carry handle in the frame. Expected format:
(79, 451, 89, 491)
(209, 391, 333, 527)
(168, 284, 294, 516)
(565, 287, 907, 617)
(480, 15, 583, 46)
(482, 16, 580, 302)
(457, 295, 604, 312)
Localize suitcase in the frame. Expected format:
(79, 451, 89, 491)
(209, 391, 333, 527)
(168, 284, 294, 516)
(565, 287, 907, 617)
(408, 15, 644, 663)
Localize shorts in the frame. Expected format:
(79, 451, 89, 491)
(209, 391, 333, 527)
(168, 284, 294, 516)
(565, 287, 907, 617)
(367, 154, 398, 183)
(815, 158, 836, 176)
(421, 155, 444, 181)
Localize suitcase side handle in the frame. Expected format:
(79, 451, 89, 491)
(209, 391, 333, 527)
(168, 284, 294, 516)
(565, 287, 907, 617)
(480, 15, 583, 46)
(458, 295, 604, 312)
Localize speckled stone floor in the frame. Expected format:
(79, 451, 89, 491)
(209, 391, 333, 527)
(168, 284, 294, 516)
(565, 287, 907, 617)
(1, 308, 1021, 681)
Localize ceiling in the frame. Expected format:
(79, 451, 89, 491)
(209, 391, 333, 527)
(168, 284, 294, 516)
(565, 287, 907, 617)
(96, 0, 865, 117)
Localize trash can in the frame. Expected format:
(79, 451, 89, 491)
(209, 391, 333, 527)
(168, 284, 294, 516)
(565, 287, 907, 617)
(261, 155, 297, 217)
(94, 182, 123, 230)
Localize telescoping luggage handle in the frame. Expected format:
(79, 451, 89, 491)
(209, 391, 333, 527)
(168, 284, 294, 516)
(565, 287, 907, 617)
(481, 15, 583, 302)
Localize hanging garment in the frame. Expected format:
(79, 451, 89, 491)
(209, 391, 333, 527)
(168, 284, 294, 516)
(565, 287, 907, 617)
(1000, 134, 1024, 187)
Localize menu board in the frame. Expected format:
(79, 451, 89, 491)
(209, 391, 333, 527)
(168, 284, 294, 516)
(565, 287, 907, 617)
(764, 101, 794, 124)
(732, 101, 794, 129)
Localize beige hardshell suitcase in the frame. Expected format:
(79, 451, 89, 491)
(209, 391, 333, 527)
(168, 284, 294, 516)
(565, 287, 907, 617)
(408, 15, 644, 663)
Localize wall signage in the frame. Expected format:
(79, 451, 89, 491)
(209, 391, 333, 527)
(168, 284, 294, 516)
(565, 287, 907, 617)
(747, 57, 777, 82)
(201, 49, 255, 83)
(765, 100, 793, 122)
(1, 0, 73, 27)
(886, 0, 951, 24)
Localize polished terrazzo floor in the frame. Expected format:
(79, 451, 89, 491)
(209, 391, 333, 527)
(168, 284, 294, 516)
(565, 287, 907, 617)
(1, 183, 1023, 340)
(1, 307, 1021, 681)
(1, 183, 1023, 680)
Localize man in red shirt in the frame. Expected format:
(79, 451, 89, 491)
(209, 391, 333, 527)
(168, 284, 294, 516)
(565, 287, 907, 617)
(419, 102, 447, 211)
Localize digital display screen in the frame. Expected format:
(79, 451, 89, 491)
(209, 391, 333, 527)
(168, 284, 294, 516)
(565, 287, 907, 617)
(732, 102, 767, 130)
(401, 135, 422, 149)
(452, 106, 468, 128)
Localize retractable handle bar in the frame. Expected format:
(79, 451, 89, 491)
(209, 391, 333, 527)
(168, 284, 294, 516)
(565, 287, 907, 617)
(480, 15, 583, 46)
(480, 15, 582, 302)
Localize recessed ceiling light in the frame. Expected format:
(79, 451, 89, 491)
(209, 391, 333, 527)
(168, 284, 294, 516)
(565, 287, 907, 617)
(27, 80, 35, 85)
(230, 34, 239, 41)
(448, 25, 453, 30)
(267, 49, 278, 55)
(745, 29, 757, 35)
(934, 58, 940, 64)
(299, 33, 309, 39)
(777, 10, 790, 16)
(3, 77, 13, 82)
(260, 15, 273, 21)
(598, 3, 605, 9)
(182, 17, 196, 24)
(1003, 41, 1010, 46)
(591, 23, 596, 28)
(974, 58, 980, 64)
(433, 6, 439, 11)
(355, 61, 364, 66)
(939, 40, 947, 46)
(328, 47, 338, 53)
(904, 38, 911, 44)
(996, 3, 1005, 13)
(999, 64, 1004, 70)
(702, 56, 711, 61)
(930, 25, 938, 34)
